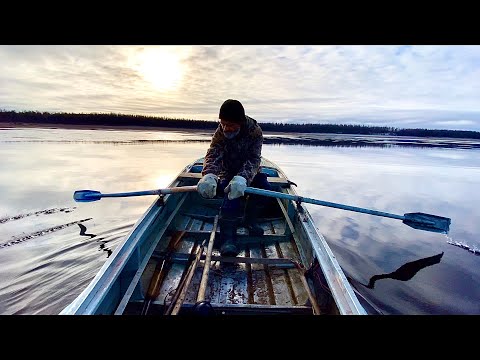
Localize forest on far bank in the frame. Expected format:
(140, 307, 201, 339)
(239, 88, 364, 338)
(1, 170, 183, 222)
(1, 110, 480, 140)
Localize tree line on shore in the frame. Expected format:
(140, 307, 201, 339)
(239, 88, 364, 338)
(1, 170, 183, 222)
(1, 110, 479, 139)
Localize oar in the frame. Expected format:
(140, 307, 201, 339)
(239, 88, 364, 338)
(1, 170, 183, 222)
(244, 187, 451, 234)
(73, 185, 451, 234)
(169, 239, 207, 315)
(140, 230, 186, 315)
(73, 186, 198, 202)
(196, 215, 219, 303)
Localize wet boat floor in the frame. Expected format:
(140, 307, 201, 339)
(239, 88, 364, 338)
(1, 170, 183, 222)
(132, 202, 313, 314)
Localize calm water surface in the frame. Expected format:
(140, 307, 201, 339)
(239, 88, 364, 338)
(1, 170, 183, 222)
(0, 128, 479, 315)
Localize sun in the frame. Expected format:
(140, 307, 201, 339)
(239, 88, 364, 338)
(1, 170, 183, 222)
(133, 47, 185, 91)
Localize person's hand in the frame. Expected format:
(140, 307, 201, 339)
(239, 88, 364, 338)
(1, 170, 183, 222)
(197, 173, 218, 198)
(224, 175, 247, 200)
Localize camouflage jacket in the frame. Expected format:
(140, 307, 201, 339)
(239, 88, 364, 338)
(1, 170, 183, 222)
(202, 115, 263, 185)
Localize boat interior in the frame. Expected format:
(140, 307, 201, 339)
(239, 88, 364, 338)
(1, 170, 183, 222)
(120, 159, 339, 315)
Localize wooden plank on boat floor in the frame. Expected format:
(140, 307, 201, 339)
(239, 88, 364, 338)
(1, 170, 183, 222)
(141, 234, 173, 292)
(245, 246, 255, 304)
(182, 208, 220, 304)
(229, 246, 249, 303)
(211, 244, 249, 305)
(272, 221, 308, 304)
(250, 237, 275, 305)
(182, 230, 288, 245)
(181, 214, 286, 224)
(204, 257, 223, 304)
(205, 302, 312, 315)
(127, 300, 313, 315)
(202, 219, 213, 232)
(183, 265, 204, 304)
(165, 204, 218, 306)
(153, 252, 296, 268)
(272, 219, 308, 306)
(263, 222, 293, 306)
(155, 213, 201, 304)
(198, 220, 255, 305)
(140, 258, 161, 301)
(185, 202, 220, 219)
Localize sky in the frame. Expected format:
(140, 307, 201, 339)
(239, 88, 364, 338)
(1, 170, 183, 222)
(1, 45, 480, 131)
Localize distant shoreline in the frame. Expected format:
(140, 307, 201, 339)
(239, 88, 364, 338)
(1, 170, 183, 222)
(0, 118, 480, 141)
(1, 109, 480, 140)
(0, 121, 300, 136)
(3, 121, 480, 149)
(0, 121, 196, 132)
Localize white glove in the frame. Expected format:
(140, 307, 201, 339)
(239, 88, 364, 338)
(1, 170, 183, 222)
(224, 175, 247, 200)
(197, 173, 218, 198)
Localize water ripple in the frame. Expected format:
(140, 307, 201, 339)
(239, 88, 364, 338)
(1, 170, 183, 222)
(3, 136, 480, 149)
(0, 218, 92, 249)
(446, 236, 480, 256)
(0, 207, 76, 224)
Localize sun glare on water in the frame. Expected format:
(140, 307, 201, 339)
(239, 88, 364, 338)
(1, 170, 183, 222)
(132, 47, 185, 92)
(155, 174, 175, 189)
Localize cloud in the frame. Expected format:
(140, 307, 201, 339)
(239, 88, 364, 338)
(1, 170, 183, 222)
(1, 45, 480, 130)
(433, 120, 477, 127)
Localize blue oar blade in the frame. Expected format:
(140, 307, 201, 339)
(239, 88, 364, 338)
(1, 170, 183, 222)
(74, 190, 102, 202)
(403, 212, 451, 234)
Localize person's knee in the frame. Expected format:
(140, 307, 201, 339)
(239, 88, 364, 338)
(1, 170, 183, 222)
(252, 172, 271, 190)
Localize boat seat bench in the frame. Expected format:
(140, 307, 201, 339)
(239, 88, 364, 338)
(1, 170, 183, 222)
(173, 230, 290, 244)
(125, 300, 314, 315)
(152, 251, 299, 269)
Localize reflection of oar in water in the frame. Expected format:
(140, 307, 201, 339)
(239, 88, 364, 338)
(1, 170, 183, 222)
(74, 187, 451, 234)
(78, 223, 96, 239)
(78, 223, 113, 257)
(362, 252, 444, 289)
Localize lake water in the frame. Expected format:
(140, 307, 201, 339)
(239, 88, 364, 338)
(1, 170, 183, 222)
(0, 127, 479, 315)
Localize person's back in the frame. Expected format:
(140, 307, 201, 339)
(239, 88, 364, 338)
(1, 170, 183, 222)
(197, 99, 272, 256)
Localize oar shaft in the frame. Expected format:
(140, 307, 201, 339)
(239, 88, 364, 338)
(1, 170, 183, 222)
(75, 182, 449, 233)
(245, 187, 405, 221)
(196, 215, 219, 303)
(102, 190, 159, 198)
(170, 240, 206, 315)
(101, 186, 198, 198)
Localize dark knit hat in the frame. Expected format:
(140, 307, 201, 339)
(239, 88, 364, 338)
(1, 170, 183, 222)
(219, 99, 246, 124)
